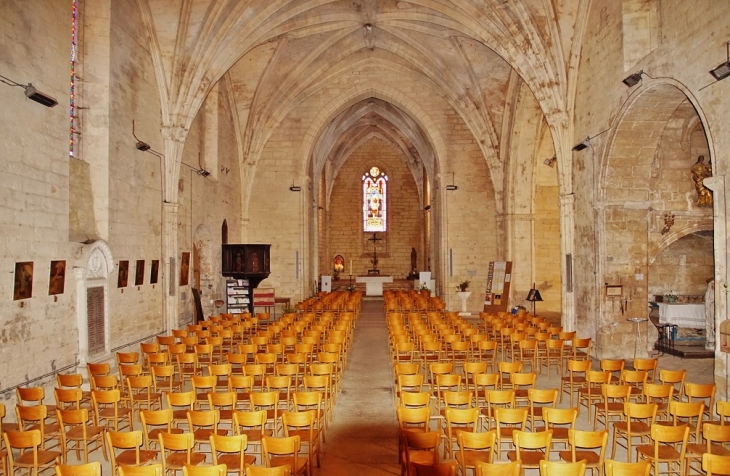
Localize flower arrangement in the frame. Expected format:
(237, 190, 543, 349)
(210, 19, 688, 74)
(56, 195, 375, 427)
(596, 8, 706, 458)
(418, 283, 430, 291)
(664, 290, 678, 303)
(456, 278, 470, 292)
(282, 303, 297, 314)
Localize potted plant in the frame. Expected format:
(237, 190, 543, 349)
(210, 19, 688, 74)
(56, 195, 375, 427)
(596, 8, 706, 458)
(664, 290, 678, 303)
(456, 279, 470, 292)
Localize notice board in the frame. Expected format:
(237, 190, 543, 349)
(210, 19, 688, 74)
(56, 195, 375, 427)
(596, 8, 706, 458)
(483, 261, 512, 313)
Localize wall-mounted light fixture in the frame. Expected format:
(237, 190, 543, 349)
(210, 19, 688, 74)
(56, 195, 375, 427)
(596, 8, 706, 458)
(572, 128, 610, 152)
(445, 172, 458, 191)
(289, 185, 301, 192)
(543, 156, 557, 167)
(424, 205, 431, 211)
(196, 152, 210, 177)
(622, 70, 644, 87)
(710, 42, 730, 81)
(0, 74, 57, 107)
(132, 120, 163, 158)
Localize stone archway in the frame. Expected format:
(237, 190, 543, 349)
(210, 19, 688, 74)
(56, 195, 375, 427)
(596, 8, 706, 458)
(596, 82, 713, 359)
(74, 240, 114, 367)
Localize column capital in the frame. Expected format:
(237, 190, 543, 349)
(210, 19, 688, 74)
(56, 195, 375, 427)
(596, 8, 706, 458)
(559, 193, 575, 207)
(162, 125, 188, 143)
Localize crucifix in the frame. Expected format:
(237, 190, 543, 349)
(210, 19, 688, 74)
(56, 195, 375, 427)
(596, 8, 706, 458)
(368, 233, 381, 275)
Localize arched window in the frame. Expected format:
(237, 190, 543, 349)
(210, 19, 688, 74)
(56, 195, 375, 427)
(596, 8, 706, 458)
(362, 166, 388, 232)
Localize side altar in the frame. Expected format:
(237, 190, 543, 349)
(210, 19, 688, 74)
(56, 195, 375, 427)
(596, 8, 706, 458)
(355, 275, 393, 296)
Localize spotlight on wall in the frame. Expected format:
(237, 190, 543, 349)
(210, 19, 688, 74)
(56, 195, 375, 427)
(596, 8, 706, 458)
(24, 84, 58, 107)
(289, 185, 301, 192)
(424, 205, 431, 211)
(710, 42, 730, 81)
(622, 70, 644, 87)
(543, 156, 557, 167)
(0, 75, 57, 107)
(135, 141, 151, 151)
(445, 172, 458, 191)
(572, 138, 590, 151)
(196, 169, 210, 177)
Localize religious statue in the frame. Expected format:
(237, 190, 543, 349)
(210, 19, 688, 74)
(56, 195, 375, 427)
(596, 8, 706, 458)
(408, 247, 418, 280)
(691, 155, 713, 207)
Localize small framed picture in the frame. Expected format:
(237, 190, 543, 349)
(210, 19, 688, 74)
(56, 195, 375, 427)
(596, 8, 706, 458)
(14, 261, 34, 300)
(150, 260, 159, 284)
(606, 285, 623, 297)
(135, 260, 145, 286)
(49, 260, 66, 295)
(118, 260, 129, 288)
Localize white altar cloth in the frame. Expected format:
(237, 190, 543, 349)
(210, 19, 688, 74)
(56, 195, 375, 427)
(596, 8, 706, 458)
(657, 303, 706, 328)
(356, 276, 393, 296)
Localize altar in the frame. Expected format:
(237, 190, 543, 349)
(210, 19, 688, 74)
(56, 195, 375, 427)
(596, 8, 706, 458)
(356, 275, 393, 296)
(657, 302, 706, 328)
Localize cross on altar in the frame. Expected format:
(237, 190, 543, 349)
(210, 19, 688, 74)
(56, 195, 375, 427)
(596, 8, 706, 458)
(368, 233, 381, 274)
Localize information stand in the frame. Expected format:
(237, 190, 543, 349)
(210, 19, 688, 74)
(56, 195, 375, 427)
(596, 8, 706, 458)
(483, 261, 512, 313)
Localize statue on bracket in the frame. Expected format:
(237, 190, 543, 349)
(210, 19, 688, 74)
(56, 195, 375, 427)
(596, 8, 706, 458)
(691, 155, 713, 207)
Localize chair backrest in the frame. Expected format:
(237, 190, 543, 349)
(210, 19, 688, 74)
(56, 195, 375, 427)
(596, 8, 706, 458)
(396, 406, 431, 431)
(181, 463, 227, 476)
(650, 423, 689, 450)
(244, 464, 292, 476)
(56, 462, 101, 476)
(474, 460, 521, 476)
(513, 429, 552, 454)
(703, 453, 730, 476)
(543, 407, 578, 428)
(494, 408, 528, 428)
(539, 460, 587, 476)
(411, 461, 459, 476)
(704, 423, 730, 453)
(604, 460, 651, 476)
(624, 402, 658, 430)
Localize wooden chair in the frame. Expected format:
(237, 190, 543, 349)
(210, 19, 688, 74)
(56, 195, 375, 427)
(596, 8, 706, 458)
(56, 408, 106, 464)
(658, 370, 686, 401)
(400, 431, 441, 476)
(4, 429, 61, 476)
(685, 423, 730, 475)
(541, 339, 564, 378)
(91, 389, 133, 431)
(233, 410, 270, 464)
(685, 382, 716, 422)
(166, 391, 196, 431)
(604, 460, 651, 476)
(594, 384, 631, 431)
(127, 375, 163, 419)
(481, 389, 515, 432)
(158, 432, 206, 475)
(141, 408, 183, 450)
(578, 371, 611, 422)
(16, 404, 62, 451)
(636, 424, 689, 476)
(211, 433, 255, 476)
(527, 388, 558, 430)
(456, 430, 496, 476)
(611, 402, 657, 462)
(17, 387, 57, 424)
(443, 408, 479, 460)
(559, 429, 608, 476)
(494, 408, 527, 460)
(540, 407, 578, 454)
(507, 430, 552, 470)
(281, 411, 321, 475)
(642, 384, 673, 422)
(56, 374, 91, 406)
(261, 436, 307, 476)
(474, 460, 521, 476)
(632, 359, 657, 384)
(106, 430, 158, 476)
(55, 462, 101, 476)
(187, 410, 227, 453)
(561, 359, 591, 406)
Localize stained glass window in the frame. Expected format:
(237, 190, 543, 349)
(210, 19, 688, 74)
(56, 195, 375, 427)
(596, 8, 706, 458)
(69, 0, 77, 157)
(363, 166, 388, 232)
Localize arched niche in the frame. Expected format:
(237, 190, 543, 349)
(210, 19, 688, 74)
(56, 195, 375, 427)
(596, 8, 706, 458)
(74, 240, 114, 367)
(193, 224, 221, 319)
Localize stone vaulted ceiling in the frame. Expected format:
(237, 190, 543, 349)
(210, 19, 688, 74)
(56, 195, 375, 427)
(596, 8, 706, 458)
(137, 0, 587, 194)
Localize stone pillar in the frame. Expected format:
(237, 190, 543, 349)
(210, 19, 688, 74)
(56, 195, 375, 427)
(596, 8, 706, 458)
(559, 193, 576, 332)
(704, 175, 728, 399)
(162, 127, 185, 333)
(74, 267, 89, 368)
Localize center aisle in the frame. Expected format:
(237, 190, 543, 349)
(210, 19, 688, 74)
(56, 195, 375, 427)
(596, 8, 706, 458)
(318, 299, 401, 475)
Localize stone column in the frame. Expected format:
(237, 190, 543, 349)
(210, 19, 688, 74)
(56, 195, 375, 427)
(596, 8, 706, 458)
(559, 193, 576, 332)
(704, 175, 728, 399)
(161, 127, 185, 333)
(74, 267, 89, 368)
